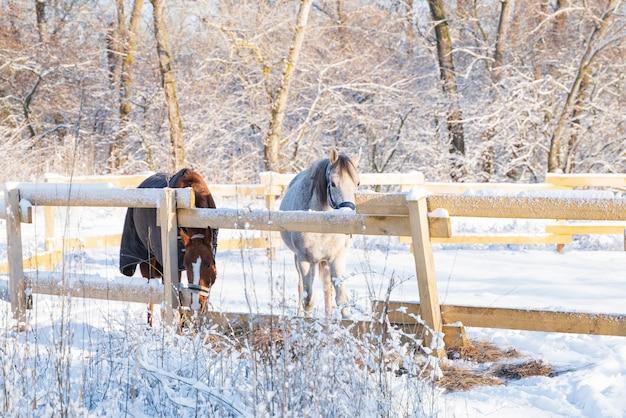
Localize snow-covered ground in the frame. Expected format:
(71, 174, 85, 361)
(0, 206, 625, 417)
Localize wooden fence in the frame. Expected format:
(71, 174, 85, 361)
(2, 170, 625, 275)
(2, 180, 625, 357)
(32, 172, 626, 260)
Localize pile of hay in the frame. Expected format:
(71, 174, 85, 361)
(439, 340, 554, 392)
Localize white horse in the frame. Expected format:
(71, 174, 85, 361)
(280, 149, 360, 318)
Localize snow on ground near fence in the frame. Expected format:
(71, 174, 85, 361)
(0, 207, 625, 416)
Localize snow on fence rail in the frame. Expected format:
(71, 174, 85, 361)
(177, 207, 413, 237)
(354, 192, 626, 220)
(16, 183, 195, 208)
(23, 272, 164, 304)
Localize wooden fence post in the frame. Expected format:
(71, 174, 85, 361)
(4, 187, 28, 327)
(406, 191, 444, 358)
(158, 188, 179, 325)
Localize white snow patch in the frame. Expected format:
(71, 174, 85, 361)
(462, 189, 618, 199)
(405, 188, 429, 201)
(428, 208, 449, 218)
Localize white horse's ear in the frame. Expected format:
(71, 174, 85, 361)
(329, 147, 339, 164)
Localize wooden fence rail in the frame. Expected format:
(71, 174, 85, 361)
(355, 192, 626, 220)
(373, 301, 626, 337)
(545, 173, 626, 188)
(23, 272, 164, 304)
(18, 183, 194, 208)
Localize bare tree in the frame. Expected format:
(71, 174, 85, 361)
(111, 0, 145, 169)
(404, 0, 415, 47)
(150, 0, 186, 170)
(553, 0, 569, 38)
(110, 0, 127, 90)
(1, 0, 623, 181)
(547, 0, 619, 172)
(492, 0, 513, 79)
(479, 0, 514, 180)
(35, 0, 49, 43)
(563, 67, 591, 173)
(336, 0, 348, 47)
(263, 0, 313, 172)
(427, 0, 466, 180)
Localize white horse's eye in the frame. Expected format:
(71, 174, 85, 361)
(331, 182, 336, 188)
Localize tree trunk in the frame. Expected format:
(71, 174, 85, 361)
(492, 0, 513, 80)
(404, 0, 415, 48)
(427, 0, 466, 180)
(479, 0, 513, 180)
(563, 67, 591, 173)
(263, 0, 313, 172)
(111, 0, 145, 170)
(553, 0, 569, 40)
(336, 0, 347, 47)
(508, 0, 523, 49)
(35, 0, 48, 43)
(111, 0, 126, 90)
(547, 0, 618, 172)
(150, 0, 185, 170)
(455, 0, 469, 39)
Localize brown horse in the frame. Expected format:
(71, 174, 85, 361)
(119, 168, 218, 327)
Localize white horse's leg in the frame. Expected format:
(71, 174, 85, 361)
(295, 255, 304, 316)
(320, 261, 334, 318)
(296, 256, 316, 317)
(330, 252, 350, 318)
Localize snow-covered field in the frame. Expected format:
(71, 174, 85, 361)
(0, 206, 625, 417)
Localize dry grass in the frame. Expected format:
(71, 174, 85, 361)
(438, 364, 504, 392)
(439, 341, 554, 392)
(438, 359, 554, 392)
(201, 321, 553, 394)
(493, 360, 553, 380)
(249, 327, 286, 356)
(448, 340, 519, 363)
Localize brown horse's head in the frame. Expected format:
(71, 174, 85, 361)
(179, 229, 216, 314)
(174, 169, 218, 319)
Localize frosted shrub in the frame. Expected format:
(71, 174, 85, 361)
(0, 307, 439, 417)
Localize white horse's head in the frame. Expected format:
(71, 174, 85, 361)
(313, 148, 360, 211)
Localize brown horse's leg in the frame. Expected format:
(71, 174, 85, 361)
(177, 270, 193, 332)
(147, 304, 154, 327)
(140, 259, 161, 327)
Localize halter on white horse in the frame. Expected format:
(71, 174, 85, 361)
(325, 162, 356, 210)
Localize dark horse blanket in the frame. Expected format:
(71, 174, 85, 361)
(119, 170, 187, 277)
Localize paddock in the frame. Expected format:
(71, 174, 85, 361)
(1, 172, 625, 359)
